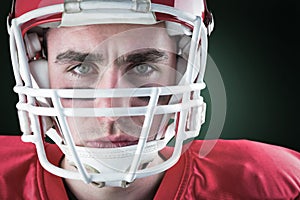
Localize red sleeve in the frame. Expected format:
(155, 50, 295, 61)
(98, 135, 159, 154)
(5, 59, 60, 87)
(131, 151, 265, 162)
(155, 139, 300, 199)
(0, 135, 68, 200)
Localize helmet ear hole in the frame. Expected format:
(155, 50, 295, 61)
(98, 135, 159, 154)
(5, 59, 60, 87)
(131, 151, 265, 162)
(29, 59, 49, 88)
(24, 32, 42, 59)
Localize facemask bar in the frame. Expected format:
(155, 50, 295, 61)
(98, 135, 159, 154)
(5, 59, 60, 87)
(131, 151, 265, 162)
(13, 83, 206, 186)
(8, 1, 208, 187)
(155, 12, 208, 140)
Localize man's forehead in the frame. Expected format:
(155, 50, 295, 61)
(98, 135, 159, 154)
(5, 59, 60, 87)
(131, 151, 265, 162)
(49, 22, 167, 36)
(48, 23, 176, 56)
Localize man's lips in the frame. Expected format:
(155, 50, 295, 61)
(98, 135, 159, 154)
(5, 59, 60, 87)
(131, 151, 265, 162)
(84, 136, 139, 148)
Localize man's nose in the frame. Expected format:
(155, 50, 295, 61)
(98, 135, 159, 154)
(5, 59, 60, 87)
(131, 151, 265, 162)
(93, 66, 130, 120)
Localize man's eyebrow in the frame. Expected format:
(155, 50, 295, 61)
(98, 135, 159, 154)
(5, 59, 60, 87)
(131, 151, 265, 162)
(54, 49, 168, 65)
(116, 49, 168, 66)
(55, 50, 104, 64)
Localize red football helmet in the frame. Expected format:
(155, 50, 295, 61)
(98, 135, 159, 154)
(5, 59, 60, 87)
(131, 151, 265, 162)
(8, 0, 214, 187)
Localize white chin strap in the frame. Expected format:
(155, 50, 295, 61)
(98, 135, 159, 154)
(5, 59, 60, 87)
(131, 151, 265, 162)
(46, 125, 174, 187)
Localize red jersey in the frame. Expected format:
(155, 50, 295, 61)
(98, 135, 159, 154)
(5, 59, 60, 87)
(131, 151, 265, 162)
(0, 135, 299, 200)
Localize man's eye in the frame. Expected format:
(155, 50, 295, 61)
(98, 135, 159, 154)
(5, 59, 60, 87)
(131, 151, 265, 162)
(131, 63, 155, 75)
(68, 63, 97, 76)
(73, 64, 92, 75)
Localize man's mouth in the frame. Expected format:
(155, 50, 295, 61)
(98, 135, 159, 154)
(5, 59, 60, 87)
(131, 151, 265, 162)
(84, 136, 139, 148)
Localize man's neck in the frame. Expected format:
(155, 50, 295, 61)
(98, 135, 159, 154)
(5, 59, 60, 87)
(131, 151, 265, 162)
(61, 157, 165, 200)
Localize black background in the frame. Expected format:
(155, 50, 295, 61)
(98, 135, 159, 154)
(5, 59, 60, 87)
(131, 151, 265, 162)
(0, 1, 299, 151)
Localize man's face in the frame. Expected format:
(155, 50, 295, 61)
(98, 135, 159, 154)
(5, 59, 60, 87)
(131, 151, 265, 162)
(47, 23, 178, 148)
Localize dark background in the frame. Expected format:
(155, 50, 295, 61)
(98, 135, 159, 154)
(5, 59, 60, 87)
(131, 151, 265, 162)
(0, 1, 299, 151)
